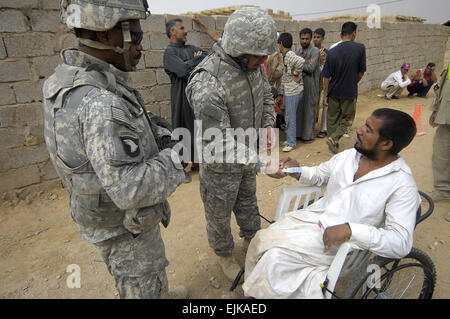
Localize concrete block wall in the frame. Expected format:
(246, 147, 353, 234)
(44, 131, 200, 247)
(0, 2, 448, 199)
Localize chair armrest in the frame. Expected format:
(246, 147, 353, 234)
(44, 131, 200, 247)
(323, 242, 352, 299)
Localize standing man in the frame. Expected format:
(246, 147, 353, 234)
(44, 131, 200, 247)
(314, 28, 329, 139)
(164, 18, 208, 171)
(322, 22, 366, 154)
(408, 62, 438, 98)
(43, 0, 189, 299)
(296, 28, 321, 143)
(278, 32, 305, 152)
(381, 62, 412, 100)
(186, 7, 277, 282)
(429, 63, 450, 203)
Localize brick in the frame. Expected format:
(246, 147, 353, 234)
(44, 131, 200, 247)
(30, 10, 60, 32)
(0, 126, 43, 150)
(130, 70, 157, 88)
(0, 0, 39, 9)
(0, 145, 49, 171)
(0, 84, 15, 105)
(0, 165, 40, 192)
(4, 33, 55, 58)
(32, 55, 60, 78)
(13, 79, 45, 103)
(144, 50, 164, 68)
(0, 9, 29, 33)
(149, 32, 169, 50)
(142, 14, 166, 33)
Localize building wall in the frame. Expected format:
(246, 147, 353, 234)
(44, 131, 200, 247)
(0, 1, 448, 199)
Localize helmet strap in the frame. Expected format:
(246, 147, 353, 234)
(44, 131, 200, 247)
(77, 21, 135, 72)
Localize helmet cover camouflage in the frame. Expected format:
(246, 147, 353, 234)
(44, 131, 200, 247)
(60, 0, 149, 31)
(221, 6, 278, 58)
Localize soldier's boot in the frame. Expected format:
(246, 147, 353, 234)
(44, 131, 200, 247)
(218, 255, 243, 283)
(162, 285, 188, 299)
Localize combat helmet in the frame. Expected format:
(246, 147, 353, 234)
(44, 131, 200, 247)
(60, 0, 150, 71)
(221, 6, 278, 58)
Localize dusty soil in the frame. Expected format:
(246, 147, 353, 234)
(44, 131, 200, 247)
(1, 88, 449, 299)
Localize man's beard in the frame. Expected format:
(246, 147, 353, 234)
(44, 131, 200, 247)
(354, 144, 377, 160)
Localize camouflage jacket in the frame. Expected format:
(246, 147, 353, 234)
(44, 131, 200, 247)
(186, 42, 275, 173)
(43, 49, 187, 243)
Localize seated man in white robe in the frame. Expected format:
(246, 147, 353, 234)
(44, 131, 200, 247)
(243, 108, 420, 299)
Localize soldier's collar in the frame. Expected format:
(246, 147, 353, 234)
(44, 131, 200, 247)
(61, 48, 132, 87)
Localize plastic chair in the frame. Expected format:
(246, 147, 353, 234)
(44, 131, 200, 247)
(275, 186, 436, 299)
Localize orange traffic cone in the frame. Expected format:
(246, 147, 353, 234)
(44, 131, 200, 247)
(413, 104, 425, 136)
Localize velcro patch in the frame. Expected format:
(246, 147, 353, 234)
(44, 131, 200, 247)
(120, 134, 140, 157)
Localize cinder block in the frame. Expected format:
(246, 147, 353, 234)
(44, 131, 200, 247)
(144, 50, 164, 68)
(150, 84, 170, 102)
(39, 159, 59, 181)
(193, 15, 216, 32)
(186, 32, 201, 47)
(0, 145, 49, 171)
(0, 128, 23, 150)
(159, 101, 171, 122)
(4, 33, 55, 57)
(0, 103, 44, 128)
(13, 79, 45, 103)
(0, 0, 39, 8)
(142, 14, 166, 33)
(0, 60, 30, 83)
(0, 38, 6, 59)
(30, 9, 60, 32)
(156, 69, 170, 85)
(0, 165, 41, 192)
(0, 84, 15, 105)
(214, 15, 228, 31)
(39, 0, 60, 10)
(32, 55, 60, 78)
(130, 70, 157, 88)
(0, 9, 29, 33)
(149, 32, 169, 50)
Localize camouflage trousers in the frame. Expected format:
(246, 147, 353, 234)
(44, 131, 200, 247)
(199, 166, 261, 257)
(92, 224, 169, 299)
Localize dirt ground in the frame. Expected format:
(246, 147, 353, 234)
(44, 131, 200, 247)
(0, 87, 449, 299)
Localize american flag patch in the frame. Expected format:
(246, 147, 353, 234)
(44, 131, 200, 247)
(111, 106, 136, 130)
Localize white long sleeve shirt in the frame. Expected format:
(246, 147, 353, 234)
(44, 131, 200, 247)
(299, 148, 420, 259)
(381, 70, 412, 90)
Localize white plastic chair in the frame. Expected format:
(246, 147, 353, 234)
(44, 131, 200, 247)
(275, 186, 370, 299)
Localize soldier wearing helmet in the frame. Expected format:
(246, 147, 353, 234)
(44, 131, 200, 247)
(43, 0, 189, 298)
(186, 6, 278, 282)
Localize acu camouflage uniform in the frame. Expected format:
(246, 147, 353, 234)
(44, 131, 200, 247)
(43, 48, 188, 298)
(185, 7, 277, 257)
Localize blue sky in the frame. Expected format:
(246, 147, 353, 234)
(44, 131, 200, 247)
(146, 0, 449, 24)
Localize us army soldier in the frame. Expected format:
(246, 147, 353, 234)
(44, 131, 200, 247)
(186, 7, 277, 282)
(43, 0, 189, 298)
